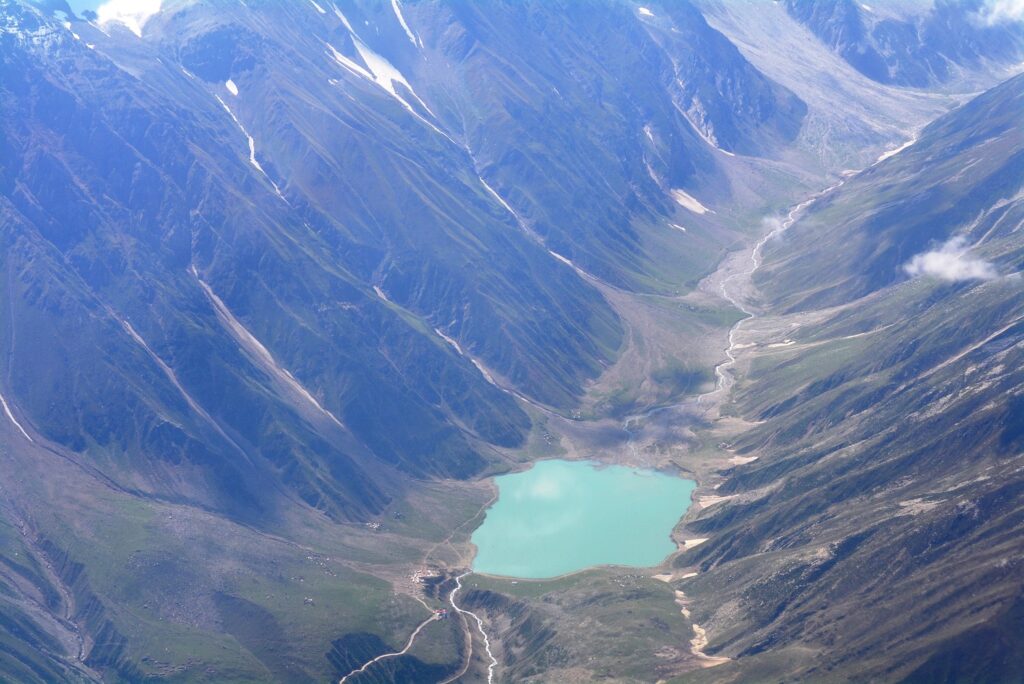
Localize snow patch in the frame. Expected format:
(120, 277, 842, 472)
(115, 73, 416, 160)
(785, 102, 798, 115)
(194, 268, 344, 431)
(214, 94, 284, 197)
(0, 391, 33, 443)
(670, 188, 711, 214)
(333, 5, 355, 32)
(638, 6, 654, 16)
(876, 136, 917, 163)
(96, 0, 161, 37)
(391, 0, 422, 47)
(669, 222, 687, 233)
(479, 177, 517, 218)
(225, 79, 238, 96)
(327, 37, 453, 142)
(352, 38, 433, 115)
(470, 359, 498, 386)
(548, 250, 574, 267)
(434, 328, 464, 355)
(309, 0, 326, 14)
(327, 42, 373, 80)
(325, 14, 454, 141)
(435, 328, 497, 384)
(114, 312, 247, 457)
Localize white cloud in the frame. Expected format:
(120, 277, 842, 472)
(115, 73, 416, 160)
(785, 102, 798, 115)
(96, 0, 162, 37)
(975, 0, 1024, 25)
(904, 236, 998, 282)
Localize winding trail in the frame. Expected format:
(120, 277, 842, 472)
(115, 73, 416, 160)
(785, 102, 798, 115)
(663, 135, 917, 667)
(337, 614, 440, 684)
(700, 182, 845, 406)
(702, 131, 917, 407)
(449, 572, 498, 684)
(337, 138, 914, 683)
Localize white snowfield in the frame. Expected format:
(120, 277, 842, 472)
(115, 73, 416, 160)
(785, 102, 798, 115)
(327, 8, 457, 142)
(327, 42, 373, 80)
(309, 0, 326, 15)
(391, 0, 422, 48)
(193, 267, 346, 432)
(0, 391, 33, 443)
(479, 176, 519, 219)
(548, 250, 574, 267)
(671, 188, 711, 214)
(876, 135, 917, 163)
(333, 4, 355, 32)
(434, 328, 499, 386)
(434, 327, 465, 355)
(213, 94, 284, 197)
(352, 38, 434, 115)
(225, 79, 238, 96)
(638, 7, 654, 17)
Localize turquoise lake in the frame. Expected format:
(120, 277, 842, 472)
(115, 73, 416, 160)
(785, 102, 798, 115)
(471, 459, 695, 579)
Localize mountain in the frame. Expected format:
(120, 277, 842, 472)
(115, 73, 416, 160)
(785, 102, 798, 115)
(0, 0, 1022, 682)
(0, 0, 816, 679)
(781, 0, 1024, 87)
(676, 72, 1024, 683)
(0, 0, 823, 525)
(758, 70, 1024, 311)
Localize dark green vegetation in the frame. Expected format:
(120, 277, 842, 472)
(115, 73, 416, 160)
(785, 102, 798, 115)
(0, 0, 1022, 681)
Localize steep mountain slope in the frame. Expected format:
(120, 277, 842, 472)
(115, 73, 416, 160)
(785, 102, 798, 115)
(677, 73, 1024, 683)
(0, 0, 819, 680)
(694, 0, 962, 170)
(758, 71, 1024, 310)
(2, 0, 1021, 682)
(782, 0, 1024, 87)
(156, 0, 807, 293)
(0, 0, 820, 528)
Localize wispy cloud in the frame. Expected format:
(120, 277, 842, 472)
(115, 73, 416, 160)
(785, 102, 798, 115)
(904, 236, 998, 282)
(975, 0, 1024, 25)
(96, 0, 162, 37)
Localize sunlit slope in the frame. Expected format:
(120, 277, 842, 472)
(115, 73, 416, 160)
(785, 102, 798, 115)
(758, 72, 1024, 312)
(680, 74, 1024, 683)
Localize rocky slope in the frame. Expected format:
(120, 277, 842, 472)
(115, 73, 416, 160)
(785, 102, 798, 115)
(782, 0, 1024, 88)
(0, 0, 1021, 681)
(678, 72, 1024, 683)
